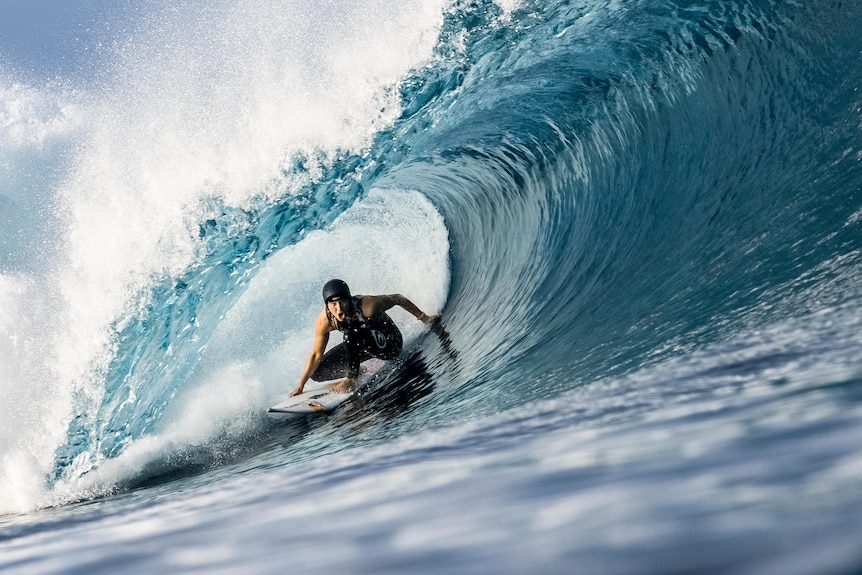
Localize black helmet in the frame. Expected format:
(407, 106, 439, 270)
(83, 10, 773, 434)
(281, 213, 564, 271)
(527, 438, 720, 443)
(322, 279, 351, 302)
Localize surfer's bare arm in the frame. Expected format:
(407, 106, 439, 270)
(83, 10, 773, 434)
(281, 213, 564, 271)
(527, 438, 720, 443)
(362, 294, 439, 323)
(291, 311, 331, 396)
(368, 294, 457, 360)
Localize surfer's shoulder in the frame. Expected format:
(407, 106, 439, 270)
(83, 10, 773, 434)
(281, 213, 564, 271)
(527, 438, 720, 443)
(315, 308, 337, 332)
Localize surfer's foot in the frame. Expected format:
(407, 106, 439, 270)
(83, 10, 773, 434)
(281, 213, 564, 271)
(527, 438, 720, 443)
(330, 377, 357, 393)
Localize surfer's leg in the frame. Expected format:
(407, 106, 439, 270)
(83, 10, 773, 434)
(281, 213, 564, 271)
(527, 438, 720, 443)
(311, 343, 352, 381)
(313, 330, 372, 381)
(368, 323, 403, 361)
(315, 324, 400, 382)
(342, 330, 373, 377)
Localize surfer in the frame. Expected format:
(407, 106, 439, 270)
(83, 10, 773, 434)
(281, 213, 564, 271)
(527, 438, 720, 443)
(290, 279, 440, 396)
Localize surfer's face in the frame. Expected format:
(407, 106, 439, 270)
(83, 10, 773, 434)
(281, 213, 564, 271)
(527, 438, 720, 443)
(327, 297, 349, 322)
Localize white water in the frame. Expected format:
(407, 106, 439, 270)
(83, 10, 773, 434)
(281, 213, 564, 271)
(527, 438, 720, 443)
(0, 0, 449, 514)
(46, 187, 450, 507)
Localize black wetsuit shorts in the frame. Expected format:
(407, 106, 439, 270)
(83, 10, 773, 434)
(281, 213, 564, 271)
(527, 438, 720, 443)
(312, 310, 403, 381)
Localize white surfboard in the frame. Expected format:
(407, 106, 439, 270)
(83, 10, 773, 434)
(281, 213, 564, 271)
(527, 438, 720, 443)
(267, 358, 386, 415)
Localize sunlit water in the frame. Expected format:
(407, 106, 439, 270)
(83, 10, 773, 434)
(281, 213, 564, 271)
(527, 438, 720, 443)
(2, 1, 862, 573)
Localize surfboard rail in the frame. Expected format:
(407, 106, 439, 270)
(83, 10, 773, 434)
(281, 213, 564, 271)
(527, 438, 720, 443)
(267, 358, 385, 415)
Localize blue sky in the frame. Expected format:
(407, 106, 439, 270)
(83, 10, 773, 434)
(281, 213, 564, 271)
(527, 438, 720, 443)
(0, 0, 148, 79)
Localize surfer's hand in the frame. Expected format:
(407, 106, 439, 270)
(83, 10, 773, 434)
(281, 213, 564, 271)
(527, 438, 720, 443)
(289, 385, 304, 397)
(330, 377, 357, 393)
(418, 312, 440, 324)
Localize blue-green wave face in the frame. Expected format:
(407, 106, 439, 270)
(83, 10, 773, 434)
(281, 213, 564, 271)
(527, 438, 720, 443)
(386, 0, 862, 401)
(1, 0, 862, 524)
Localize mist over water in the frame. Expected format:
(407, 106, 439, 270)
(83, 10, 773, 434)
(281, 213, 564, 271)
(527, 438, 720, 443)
(1, 0, 449, 511)
(2, 1, 862, 573)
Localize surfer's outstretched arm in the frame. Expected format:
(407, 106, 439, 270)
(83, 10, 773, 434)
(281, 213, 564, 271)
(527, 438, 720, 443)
(362, 293, 439, 323)
(364, 294, 456, 357)
(291, 311, 331, 397)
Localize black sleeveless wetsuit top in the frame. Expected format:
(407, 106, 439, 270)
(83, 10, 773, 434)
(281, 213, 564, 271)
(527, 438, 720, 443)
(317, 295, 403, 379)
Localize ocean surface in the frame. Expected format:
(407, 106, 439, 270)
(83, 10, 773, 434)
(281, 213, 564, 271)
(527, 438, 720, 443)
(2, 0, 862, 573)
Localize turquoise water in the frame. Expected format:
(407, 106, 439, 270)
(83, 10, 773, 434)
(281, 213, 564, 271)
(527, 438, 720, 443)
(2, 1, 862, 573)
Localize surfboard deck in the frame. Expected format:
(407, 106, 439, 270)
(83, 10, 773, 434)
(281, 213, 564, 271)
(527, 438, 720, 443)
(267, 358, 385, 415)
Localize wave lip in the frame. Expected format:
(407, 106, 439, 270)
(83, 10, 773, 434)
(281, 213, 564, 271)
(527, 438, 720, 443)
(3, 1, 862, 573)
(1, 0, 452, 512)
(383, 0, 862, 396)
